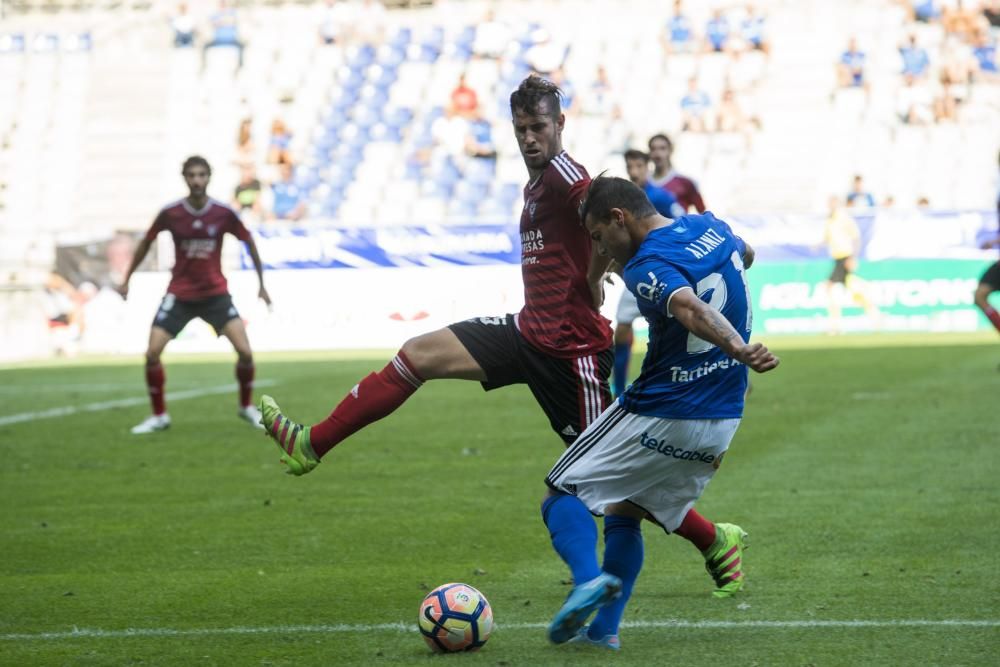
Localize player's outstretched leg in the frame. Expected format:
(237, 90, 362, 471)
(259, 395, 319, 476)
(703, 522, 748, 598)
(547, 573, 623, 645)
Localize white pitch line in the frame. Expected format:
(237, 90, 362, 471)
(0, 380, 278, 426)
(1, 619, 997, 641)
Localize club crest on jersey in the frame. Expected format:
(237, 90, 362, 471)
(525, 201, 537, 224)
(207, 224, 218, 237)
(636, 271, 667, 303)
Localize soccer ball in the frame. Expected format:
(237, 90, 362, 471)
(418, 582, 493, 653)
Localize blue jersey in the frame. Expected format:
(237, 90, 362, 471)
(643, 182, 685, 219)
(620, 212, 751, 419)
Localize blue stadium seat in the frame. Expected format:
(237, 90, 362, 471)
(389, 27, 412, 49)
(0, 33, 26, 53)
(33, 33, 59, 53)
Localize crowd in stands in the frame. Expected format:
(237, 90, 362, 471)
(835, 0, 999, 125)
(2, 0, 997, 238)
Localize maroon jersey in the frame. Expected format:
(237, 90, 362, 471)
(651, 170, 706, 213)
(145, 198, 252, 300)
(517, 151, 612, 358)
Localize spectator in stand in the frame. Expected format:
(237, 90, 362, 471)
(984, 0, 1000, 29)
(266, 118, 293, 165)
(317, 0, 353, 46)
(234, 118, 255, 169)
(836, 37, 870, 93)
(680, 76, 712, 132)
(899, 34, 931, 78)
(582, 64, 615, 116)
(704, 8, 731, 53)
(464, 112, 497, 161)
(846, 174, 876, 208)
(942, 0, 980, 41)
(661, 0, 695, 55)
(525, 30, 566, 75)
(449, 73, 479, 118)
(896, 73, 935, 124)
(472, 7, 511, 59)
(715, 87, 759, 144)
(910, 0, 941, 23)
(971, 30, 998, 79)
(201, 0, 245, 72)
(355, 0, 387, 46)
(741, 3, 770, 56)
(550, 67, 578, 115)
(269, 162, 306, 222)
(170, 2, 196, 48)
(233, 164, 263, 217)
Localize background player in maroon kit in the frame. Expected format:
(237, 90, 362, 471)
(119, 156, 272, 434)
(258, 75, 613, 466)
(647, 133, 706, 213)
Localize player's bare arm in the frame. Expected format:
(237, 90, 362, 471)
(118, 236, 154, 300)
(586, 242, 614, 309)
(668, 288, 779, 373)
(244, 237, 272, 306)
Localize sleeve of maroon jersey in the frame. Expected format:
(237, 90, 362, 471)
(143, 209, 168, 242)
(226, 206, 253, 242)
(544, 155, 591, 223)
(688, 179, 706, 213)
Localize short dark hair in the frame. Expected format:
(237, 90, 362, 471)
(647, 133, 673, 151)
(579, 174, 657, 225)
(509, 75, 562, 118)
(182, 155, 212, 176)
(623, 148, 649, 163)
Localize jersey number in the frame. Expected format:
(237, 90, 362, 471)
(686, 251, 752, 354)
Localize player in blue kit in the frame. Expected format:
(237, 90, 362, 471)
(612, 150, 685, 398)
(540, 175, 779, 649)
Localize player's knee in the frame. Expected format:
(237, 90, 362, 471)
(400, 334, 436, 374)
(237, 351, 253, 365)
(973, 286, 991, 309)
(144, 352, 161, 366)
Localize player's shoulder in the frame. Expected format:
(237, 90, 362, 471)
(158, 199, 187, 215)
(670, 172, 700, 191)
(209, 198, 241, 218)
(543, 151, 589, 191)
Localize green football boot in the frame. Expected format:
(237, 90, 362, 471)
(259, 395, 319, 476)
(704, 523, 748, 598)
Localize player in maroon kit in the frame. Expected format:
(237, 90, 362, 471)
(647, 133, 706, 213)
(119, 156, 272, 434)
(258, 75, 612, 465)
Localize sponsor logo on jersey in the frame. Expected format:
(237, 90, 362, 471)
(525, 201, 537, 224)
(638, 432, 716, 463)
(636, 271, 667, 303)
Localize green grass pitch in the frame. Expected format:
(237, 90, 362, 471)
(1, 334, 997, 665)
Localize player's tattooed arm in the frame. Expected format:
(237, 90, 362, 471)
(668, 287, 779, 373)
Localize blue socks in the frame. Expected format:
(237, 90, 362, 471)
(612, 343, 631, 397)
(588, 515, 643, 640)
(541, 494, 600, 585)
